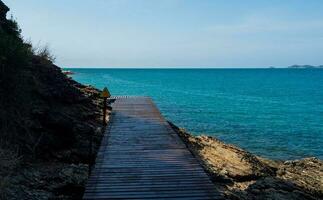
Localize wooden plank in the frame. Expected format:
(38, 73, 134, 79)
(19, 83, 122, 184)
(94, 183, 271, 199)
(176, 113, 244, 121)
(85, 182, 215, 188)
(84, 192, 221, 199)
(83, 97, 223, 199)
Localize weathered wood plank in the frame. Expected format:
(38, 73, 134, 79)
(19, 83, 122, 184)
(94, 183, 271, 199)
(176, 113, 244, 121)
(83, 97, 222, 200)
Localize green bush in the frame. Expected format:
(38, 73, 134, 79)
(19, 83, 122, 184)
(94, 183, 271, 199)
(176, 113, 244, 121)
(0, 17, 32, 70)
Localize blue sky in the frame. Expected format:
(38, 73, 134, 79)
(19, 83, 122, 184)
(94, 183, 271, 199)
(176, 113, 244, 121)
(5, 0, 323, 68)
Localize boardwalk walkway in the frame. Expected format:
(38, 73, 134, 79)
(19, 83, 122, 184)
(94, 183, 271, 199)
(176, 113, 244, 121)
(83, 97, 222, 199)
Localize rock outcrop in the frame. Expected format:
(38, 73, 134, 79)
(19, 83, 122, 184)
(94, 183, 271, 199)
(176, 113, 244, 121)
(276, 158, 323, 197)
(169, 122, 323, 200)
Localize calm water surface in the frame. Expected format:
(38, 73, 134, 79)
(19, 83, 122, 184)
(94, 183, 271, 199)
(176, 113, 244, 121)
(68, 68, 323, 160)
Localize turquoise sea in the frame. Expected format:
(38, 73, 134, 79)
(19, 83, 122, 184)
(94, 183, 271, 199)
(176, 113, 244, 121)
(68, 68, 323, 160)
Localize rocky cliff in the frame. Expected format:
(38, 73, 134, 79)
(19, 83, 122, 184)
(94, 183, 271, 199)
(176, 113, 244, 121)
(0, 1, 106, 199)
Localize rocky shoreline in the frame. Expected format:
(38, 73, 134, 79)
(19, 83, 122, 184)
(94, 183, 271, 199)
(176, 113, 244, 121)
(169, 122, 323, 200)
(0, 79, 109, 199)
(1, 1, 322, 199)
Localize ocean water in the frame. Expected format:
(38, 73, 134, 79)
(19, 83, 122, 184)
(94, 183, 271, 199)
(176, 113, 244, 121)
(68, 68, 323, 160)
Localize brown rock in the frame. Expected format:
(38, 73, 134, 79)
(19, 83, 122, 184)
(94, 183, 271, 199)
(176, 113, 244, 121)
(277, 157, 323, 197)
(171, 123, 275, 182)
(169, 122, 323, 200)
(244, 177, 317, 200)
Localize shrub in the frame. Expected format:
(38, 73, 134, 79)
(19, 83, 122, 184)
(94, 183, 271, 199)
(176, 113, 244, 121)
(32, 43, 56, 63)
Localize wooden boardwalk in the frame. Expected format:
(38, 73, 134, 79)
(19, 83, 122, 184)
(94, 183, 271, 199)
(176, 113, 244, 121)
(83, 97, 222, 199)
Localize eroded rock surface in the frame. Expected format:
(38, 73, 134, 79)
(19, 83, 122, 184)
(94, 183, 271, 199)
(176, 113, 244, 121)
(277, 158, 323, 197)
(169, 122, 323, 200)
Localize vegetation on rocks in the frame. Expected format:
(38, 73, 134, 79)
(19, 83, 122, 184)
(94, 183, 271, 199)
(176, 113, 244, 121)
(0, 1, 106, 199)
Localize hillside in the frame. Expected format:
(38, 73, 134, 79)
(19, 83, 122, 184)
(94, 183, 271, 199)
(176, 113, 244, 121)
(0, 1, 106, 199)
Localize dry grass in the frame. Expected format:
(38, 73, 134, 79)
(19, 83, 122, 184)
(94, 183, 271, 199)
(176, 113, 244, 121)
(32, 42, 56, 63)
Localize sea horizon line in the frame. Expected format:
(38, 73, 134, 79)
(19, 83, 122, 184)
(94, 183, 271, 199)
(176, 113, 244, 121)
(62, 67, 322, 70)
(63, 66, 283, 69)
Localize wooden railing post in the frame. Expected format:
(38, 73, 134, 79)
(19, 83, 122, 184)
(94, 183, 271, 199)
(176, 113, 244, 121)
(103, 97, 107, 126)
(101, 87, 111, 126)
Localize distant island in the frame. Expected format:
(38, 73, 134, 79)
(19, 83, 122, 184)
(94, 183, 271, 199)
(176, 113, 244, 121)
(288, 65, 323, 69)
